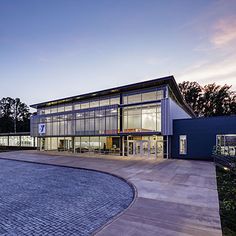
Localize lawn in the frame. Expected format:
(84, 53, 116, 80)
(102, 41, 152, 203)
(216, 167, 236, 236)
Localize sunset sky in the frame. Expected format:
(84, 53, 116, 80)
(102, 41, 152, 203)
(0, 0, 236, 107)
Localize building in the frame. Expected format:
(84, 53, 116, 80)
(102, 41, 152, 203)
(172, 116, 236, 160)
(30, 76, 194, 158)
(0, 132, 37, 150)
(30, 75, 236, 160)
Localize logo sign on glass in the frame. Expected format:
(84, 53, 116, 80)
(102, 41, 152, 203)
(38, 124, 46, 135)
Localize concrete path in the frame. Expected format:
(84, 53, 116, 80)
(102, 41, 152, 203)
(0, 151, 222, 236)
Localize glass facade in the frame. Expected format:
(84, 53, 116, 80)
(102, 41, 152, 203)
(123, 104, 161, 133)
(31, 105, 119, 137)
(0, 135, 36, 147)
(216, 134, 236, 156)
(40, 136, 120, 155)
(123, 88, 163, 104)
(0, 136, 8, 146)
(31, 85, 166, 157)
(38, 96, 120, 115)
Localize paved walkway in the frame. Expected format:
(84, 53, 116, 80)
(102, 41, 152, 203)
(0, 151, 222, 236)
(0, 158, 133, 236)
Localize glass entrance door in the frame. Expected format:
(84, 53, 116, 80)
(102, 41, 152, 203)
(142, 141, 149, 157)
(128, 141, 134, 155)
(128, 140, 151, 157)
(127, 137, 163, 158)
(135, 141, 141, 155)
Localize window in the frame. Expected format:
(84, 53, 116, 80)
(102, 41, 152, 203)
(110, 97, 120, 105)
(179, 135, 187, 155)
(123, 104, 161, 133)
(142, 91, 157, 102)
(81, 102, 89, 109)
(65, 105, 72, 111)
(90, 100, 99, 108)
(100, 98, 109, 106)
(123, 89, 164, 105)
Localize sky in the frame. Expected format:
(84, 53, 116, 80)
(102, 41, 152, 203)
(0, 0, 236, 108)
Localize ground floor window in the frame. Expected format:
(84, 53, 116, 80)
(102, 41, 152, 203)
(216, 134, 236, 156)
(38, 135, 166, 158)
(21, 136, 35, 147)
(75, 136, 120, 155)
(40, 136, 120, 155)
(179, 135, 187, 155)
(0, 136, 8, 146)
(9, 136, 20, 146)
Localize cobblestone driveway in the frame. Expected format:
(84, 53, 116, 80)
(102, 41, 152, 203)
(0, 159, 134, 235)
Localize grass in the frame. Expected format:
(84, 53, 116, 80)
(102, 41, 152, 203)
(216, 166, 236, 236)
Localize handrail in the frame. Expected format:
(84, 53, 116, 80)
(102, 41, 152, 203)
(213, 145, 236, 174)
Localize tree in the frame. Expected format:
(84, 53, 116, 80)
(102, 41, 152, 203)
(179, 81, 236, 117)
(0, 97, 31, 133)
(0, 97, 14, 133)
(178, 81, 203, 116)
(203, 84, 235, 117)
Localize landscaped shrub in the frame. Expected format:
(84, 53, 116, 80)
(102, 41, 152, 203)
(216, 167, 236, 236)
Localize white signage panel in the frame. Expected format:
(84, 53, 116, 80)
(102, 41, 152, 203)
(38, 123, 46, 134)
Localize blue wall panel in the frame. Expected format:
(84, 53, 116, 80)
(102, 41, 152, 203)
(171, 116, 236, 161)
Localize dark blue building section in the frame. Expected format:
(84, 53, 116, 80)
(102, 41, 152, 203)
(171, 116, 236, 161)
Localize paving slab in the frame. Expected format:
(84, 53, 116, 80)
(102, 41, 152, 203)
(0, 151, 222, 236)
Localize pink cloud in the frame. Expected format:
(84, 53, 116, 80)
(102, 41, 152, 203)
(176, 54, 236, 89)
(211, 17, 236, 47)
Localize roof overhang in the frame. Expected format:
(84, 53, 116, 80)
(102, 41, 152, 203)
(30, 75, 195, 117)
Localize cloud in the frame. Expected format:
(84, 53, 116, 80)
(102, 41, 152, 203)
(178, 10, 236, 89)
(176, 54, 236, 88)
(211, 17, 236, 47)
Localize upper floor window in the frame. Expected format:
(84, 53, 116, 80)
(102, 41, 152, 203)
(64, 105, 72, 111)
(123, 89, 164, 105)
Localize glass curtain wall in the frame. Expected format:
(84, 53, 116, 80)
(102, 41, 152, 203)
(0, 136, 8, 146)
(123, 104, 161, 133)
(37, 96, 120, 116)
(0, 136, 35, 147)
(123, 89, 163, 104)
(74, 136, 120, 155)
(75, 107, 118, 136)
(216, 134, 236, 156)
(9, 136, 20, 146)
(20, 136, 35, 147)
(31, 106, 118, 137)
(41, 137, 73, 151)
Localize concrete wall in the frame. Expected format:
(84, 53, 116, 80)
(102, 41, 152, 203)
(171, 115, 236, 161)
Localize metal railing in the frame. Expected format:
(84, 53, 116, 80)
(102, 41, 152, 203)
(213, 145, 236, 174)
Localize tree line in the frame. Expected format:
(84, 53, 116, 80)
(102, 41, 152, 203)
(0, 97, 31, 133)
(0, 82, 235, 133)
(178, 81, 236, 117)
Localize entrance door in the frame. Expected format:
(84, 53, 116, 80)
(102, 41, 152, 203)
(156, 141, 164, 158)
(135, 141, 141, 156)
(128, 140, 150, 157)
(127, 139, 163, 158)
(141, 141, 149, 157)
(128, 141, 135, 155)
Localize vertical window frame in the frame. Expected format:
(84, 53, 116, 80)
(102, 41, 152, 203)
(179, 135, 187, 155)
